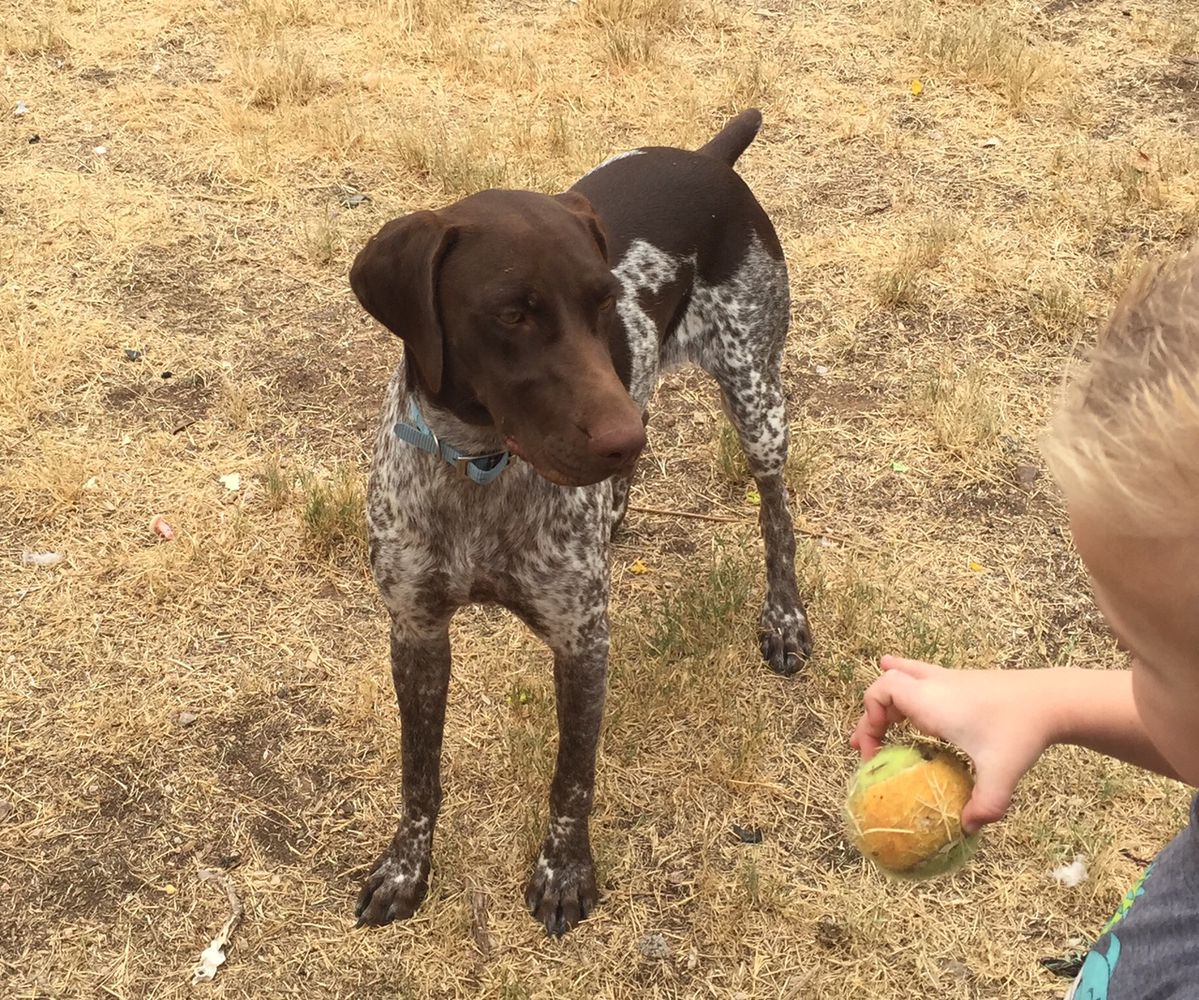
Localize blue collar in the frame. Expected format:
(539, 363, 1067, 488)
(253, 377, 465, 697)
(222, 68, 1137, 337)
(393, 400, 511, 485)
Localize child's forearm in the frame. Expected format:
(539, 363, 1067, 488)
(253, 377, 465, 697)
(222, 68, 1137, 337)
(1043, 668, 1181, 781)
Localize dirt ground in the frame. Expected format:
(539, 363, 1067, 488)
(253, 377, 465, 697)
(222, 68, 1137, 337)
(3, 0, 1198, 996)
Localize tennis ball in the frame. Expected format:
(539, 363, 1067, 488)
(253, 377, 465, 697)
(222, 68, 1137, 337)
(845, 744, 979, 879)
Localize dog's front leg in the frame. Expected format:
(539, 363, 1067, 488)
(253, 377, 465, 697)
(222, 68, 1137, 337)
(524, 620, 608, 937)
(356, 621, 451, 925)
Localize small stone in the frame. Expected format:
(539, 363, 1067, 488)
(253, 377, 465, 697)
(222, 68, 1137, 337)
(0, 799, 14, 822)
(941, 958, 970, 979)
(177, 711, 198, 727)
(815, 915, 849, 949)
(124, 348, 142, 361)
(1040, 953, 1085, 979)
(638, 932, 671, 961)
(732, 824, 763, 844)
(1016, 464, 1040, 485)
(336, 798, 355, 818)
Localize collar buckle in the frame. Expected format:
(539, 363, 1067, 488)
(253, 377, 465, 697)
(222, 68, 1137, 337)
(453, 454, 480, 479)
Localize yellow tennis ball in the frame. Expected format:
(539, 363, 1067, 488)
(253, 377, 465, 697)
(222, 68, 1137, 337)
(845, 744, 979, 879)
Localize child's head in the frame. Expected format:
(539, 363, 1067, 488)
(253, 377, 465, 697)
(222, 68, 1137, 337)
(1041, 241, 1199, 782)
(1042, 242, 1199, 537)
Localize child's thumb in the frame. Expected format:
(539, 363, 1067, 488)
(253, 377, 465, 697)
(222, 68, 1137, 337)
(960, 770, 1016, 834)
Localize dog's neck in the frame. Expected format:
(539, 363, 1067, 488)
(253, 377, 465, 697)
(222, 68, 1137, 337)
(401, 368, 506, 457)
(401, 351, 498, 429)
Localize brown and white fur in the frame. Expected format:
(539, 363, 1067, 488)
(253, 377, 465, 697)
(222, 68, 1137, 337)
(349, 109, 812, 937)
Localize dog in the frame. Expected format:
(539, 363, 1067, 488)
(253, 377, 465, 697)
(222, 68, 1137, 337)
(348, 109, 812, 937)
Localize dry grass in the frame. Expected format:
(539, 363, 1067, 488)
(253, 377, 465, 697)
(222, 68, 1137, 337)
(2, 0, 1197, 996)
(871, 213, 962, 308)
(299, 465, 368, 556)
(586, 0, 685, 66)
(919, 359, 1004, 471)
(232, 37, 324, 108)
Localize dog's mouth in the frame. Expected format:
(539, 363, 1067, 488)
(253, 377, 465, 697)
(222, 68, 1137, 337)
(504, 435, 631, 488)
(503, 435, 530, 463)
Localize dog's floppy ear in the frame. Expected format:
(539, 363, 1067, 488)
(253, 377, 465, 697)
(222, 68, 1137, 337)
(555, 190, 608, 264)
(350, 211, 457, 395)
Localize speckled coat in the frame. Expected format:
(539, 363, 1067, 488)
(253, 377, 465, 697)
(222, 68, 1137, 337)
(351, 110, 812, 936)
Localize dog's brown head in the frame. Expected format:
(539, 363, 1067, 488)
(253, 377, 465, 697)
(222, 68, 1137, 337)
(350, 189, 646, 487)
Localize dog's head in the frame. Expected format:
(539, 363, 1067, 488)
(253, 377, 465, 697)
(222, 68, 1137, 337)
(350, 189, 646, 487)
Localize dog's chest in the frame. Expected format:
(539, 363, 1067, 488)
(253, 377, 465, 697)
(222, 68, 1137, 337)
(369, 430, 613, 616)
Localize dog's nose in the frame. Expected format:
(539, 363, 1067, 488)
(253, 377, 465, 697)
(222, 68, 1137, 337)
(587, 420, 647, 469)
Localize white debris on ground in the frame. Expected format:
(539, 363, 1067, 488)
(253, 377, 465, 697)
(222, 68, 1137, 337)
(20, 551, 63, 566)
(190, 870, 243, 985)
(1052, 855, 1088, 888)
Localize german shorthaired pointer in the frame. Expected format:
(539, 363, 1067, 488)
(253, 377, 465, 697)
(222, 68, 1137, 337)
(349, 109, 812, 937)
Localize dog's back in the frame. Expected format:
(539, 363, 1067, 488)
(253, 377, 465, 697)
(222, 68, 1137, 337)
(570, 109, 783, 291)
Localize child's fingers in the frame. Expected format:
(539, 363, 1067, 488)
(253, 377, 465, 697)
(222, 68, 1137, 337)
(866, 668, 922, 721)
(850, 715, 882, 757)
(879, 655, 941, 679)
(854, 671, 919, 754)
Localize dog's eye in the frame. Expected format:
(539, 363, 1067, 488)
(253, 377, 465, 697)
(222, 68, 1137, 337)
(598, 294, 616, 312)
(498, 308, 524, 326)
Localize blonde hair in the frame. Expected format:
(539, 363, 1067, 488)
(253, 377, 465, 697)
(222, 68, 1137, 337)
(1042, 242, 1199, 536)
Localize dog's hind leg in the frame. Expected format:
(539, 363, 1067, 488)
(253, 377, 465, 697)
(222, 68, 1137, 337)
(725, 371, 812, 675)
(696, 247, 812, 675)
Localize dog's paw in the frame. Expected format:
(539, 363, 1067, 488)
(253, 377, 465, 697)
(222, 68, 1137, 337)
(759, 601, 812, 676)
(355, 849, 430, 927)
(524, 849, 598, 937)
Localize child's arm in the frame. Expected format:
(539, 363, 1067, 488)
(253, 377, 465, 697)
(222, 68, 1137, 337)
(851, 657, 1181, 832)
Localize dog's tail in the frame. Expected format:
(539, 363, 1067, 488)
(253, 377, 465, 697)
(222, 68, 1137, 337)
(696, 109, 763, 166)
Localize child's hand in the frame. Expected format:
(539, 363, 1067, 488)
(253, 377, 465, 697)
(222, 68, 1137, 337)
(850, 656, 1058, 832)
